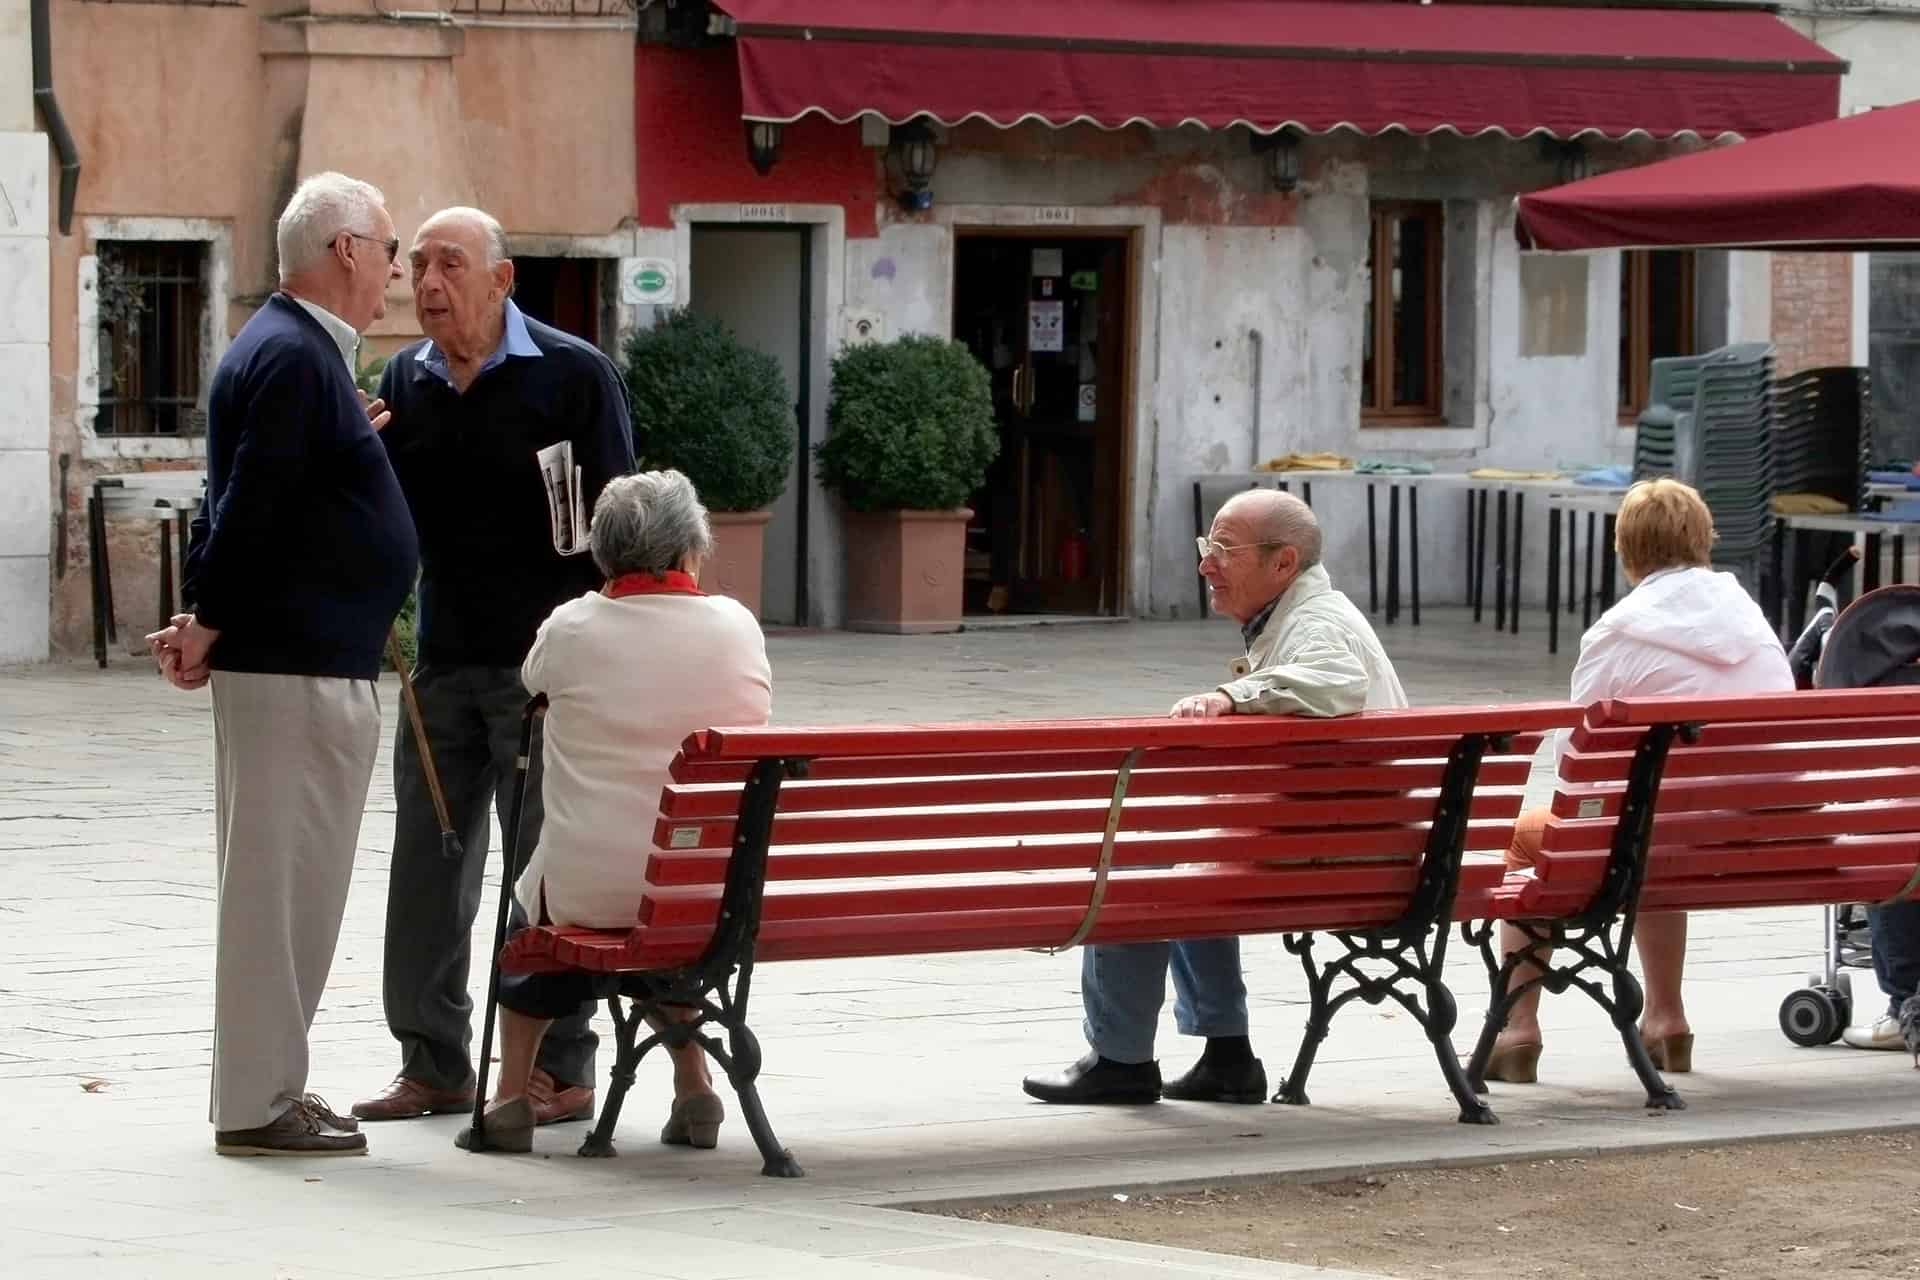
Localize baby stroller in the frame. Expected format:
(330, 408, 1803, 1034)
(1777, 550, 1920, 1046)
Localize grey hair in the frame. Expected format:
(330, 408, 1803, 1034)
(1224, 489, 1324, 569)
(276, 172, 386, 281)
(590, 470, 714, 579)
(422, 205, 511, 266)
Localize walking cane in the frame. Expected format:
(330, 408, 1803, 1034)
(386, 631, 464, 862)
(469, 695, 546, 1151)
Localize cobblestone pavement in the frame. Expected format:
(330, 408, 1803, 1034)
(3, 612, 1916, 1279)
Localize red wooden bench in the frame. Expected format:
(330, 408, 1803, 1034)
(1457, 686, 1920, 1109)
(479, 700, 1579, 1176)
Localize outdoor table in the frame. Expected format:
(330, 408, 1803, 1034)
(1773, 510, 1920, 640)
(89, 472, 206, 669)
(1542, 491, 1623, 655)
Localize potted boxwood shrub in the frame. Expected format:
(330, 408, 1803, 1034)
(816, 334, 998, 633)
(623, 309, 794, 618)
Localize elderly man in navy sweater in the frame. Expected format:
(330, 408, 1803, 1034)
(353, 206, 634, 1127)
(149, 172, 415, 1156)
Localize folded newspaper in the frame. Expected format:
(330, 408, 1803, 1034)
(536, 441, 590, 556)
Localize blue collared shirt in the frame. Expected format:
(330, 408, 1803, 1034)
(416, 298, 543, 387)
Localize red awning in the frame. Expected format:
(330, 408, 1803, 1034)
(1516, 99, 1920, 252)
(712, 0, 1843, 142)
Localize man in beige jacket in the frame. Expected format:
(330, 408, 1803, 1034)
(1024, 490, 1405, 1106)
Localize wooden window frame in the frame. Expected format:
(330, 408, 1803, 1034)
(95, 239, 208, 438)
(1619, 249, 1697, 424)
(1362, 201, 1446, 426)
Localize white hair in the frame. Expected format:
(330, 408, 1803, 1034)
(421, 205, 511, 266)
(276, 172, 386, 281)
(590, 470, 711, 579)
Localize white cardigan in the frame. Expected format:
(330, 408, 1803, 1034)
(515, 589, 772, 928)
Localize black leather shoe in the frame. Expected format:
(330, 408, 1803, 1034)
(1161, 1054, 1268, 1104)
(1022, 1052, 1161, 1104)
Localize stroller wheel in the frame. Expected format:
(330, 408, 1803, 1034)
(1780, 986, 1846, 1048)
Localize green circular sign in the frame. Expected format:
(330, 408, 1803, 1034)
(636, 268, 667, 292)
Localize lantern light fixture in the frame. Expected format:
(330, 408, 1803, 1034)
(890, 119, 940, 212)
(744, 120, 783, 176)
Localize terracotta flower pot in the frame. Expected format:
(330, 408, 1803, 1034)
(704, 509, 774, 619)
(842, 507, 972, 634)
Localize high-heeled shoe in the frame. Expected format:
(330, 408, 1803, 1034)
(660, 1092, 725, 1149)
(1480, 1041, 1543, 1084)
(454, 1096, 536, 1153)
(1641, 1032, 1694, 1074)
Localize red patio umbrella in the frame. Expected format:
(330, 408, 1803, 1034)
(1516, 98, 1920, 252)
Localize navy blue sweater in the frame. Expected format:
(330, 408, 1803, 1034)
(184, 294, 419, 679)
(378, 314, 633, 668)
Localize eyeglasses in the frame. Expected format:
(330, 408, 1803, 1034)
(342, 231, 400, 265)
(1196, 536, 1286, 561)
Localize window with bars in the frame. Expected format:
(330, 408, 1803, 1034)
(1618, 249, 1696, 422)
(95, 240, 208, 436)
(1361, 202, 1446, 423)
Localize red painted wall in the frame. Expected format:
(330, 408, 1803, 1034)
(635, 44, 879, 235)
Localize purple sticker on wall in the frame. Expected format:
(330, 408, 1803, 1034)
(871, 257, 897, 281)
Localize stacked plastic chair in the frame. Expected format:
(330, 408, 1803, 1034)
(1773, 366, 1871, 510)
(1634, 342, 1777, 591)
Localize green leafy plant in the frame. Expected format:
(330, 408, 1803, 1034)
(816, 335, 998, 512)
(384, 590, 418, 672)
(622, 309, 794, 512)
(355, 352, 390, 397)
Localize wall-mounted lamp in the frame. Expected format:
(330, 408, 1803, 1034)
(889, 119, 940, 212)
(744, 120, 783, 176)
(1249, 128, 1302, 194)
(1553, 139, 1591, 186)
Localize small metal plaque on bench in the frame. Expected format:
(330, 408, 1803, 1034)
(669, 826, 702, 848)
(1578, 798, 1604, 818)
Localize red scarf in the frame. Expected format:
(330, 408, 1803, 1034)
(604, 569, 705, 599)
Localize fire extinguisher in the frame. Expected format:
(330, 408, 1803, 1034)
(1059, 528, 1089, 583)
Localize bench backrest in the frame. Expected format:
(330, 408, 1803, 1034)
(1511, 687, 1920, 920)
(614, 705, 1579, 970)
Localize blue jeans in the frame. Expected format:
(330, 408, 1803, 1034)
(1868, 901, 1920, 1015)
(1081, 938, 1248, 1064)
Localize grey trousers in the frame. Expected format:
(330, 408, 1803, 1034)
(210, 671, 380, 1131)
(382, 664, 597, 1092)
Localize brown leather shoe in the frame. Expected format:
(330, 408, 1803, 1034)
(351, 1075, 475, 1122)
(303, 1093, 360, 1133)
(216, 1100, 367, 1157)
(527, 1068, 594, 1126)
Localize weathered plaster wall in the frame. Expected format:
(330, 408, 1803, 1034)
(0, 0, 48, 662)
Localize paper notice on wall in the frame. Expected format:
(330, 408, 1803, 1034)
(1029, 301, 1065, 353)
(536, 441, 590, 556)
(1031, 248, 1064, 278)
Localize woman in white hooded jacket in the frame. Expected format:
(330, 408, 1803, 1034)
(1484, 478, 1793, 1083)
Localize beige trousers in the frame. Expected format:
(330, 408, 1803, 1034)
(209, 671, 380, 1131)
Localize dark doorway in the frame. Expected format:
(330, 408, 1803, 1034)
(954, 234, 1131, 615)
(690, 225, 813, 626)
(514, 257, 602, 347)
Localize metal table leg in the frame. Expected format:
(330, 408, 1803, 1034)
(1601, 515, 1618, 610)
(1583, 512, 1597, 630)
(1387, 484, 1401, 625)
(1547, 507, 1562, 655)
(1509, 492, 1525, 636)
(1409, 485, 1421, 626)
(1192, 480, 1207, 617)
(1368, 484, 1380, 615)
(1473, 490, 1488, 623)
(87, 492, 108, 669)
(158, 520, 175, 633)
(1494, 491, 1509, 630)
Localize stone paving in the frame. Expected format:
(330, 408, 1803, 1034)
(4, 612, 1919, 1279)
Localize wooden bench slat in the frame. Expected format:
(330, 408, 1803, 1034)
(1530, 834, 1920, 892)
(669, 737, 1547, 784)
(1547, 768, 1920, 819)
(1539, 802, 1920, 852)
(684, 704, 1582, 761)
(1559, 738, 1920, 783)
(1590, 688, 1920, 728)
(644, 817, 1527, 884)
(640, 862, 1433, 927)
(1570, 715, 1920, 754)
(655, 790, 1525, 851)
(658, 757, 1537, 819)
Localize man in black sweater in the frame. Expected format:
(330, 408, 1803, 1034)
(353, 207, 634, 1127)
(150, 171, 415, 1156)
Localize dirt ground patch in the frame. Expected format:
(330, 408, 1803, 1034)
(940, 1132, 1920, 1279)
